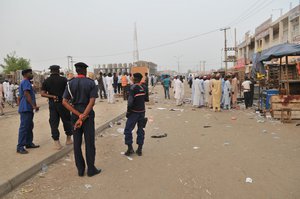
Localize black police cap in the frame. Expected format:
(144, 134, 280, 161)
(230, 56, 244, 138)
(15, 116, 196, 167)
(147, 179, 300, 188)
(74, 62, 88, 69)
(21, 69, 32, 76)
(133, 73, 143, 80)
(49, 65, 60, 70)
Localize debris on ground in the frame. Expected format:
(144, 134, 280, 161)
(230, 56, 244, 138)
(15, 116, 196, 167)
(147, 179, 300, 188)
(41, 163, 48, 173)
(127, 157, 133, 161)
(116, 121, 122, 125)
(84, 184, 92, 189)
(117, 128, 124, 134)
(203, 125, 211, 128)
(296, 123, 300, 126)
(273, 136, 280, 139)
(245, 177, 253, 183)
(193, 146, 200, 150)
(151, 133, 168, 138)
(20, 187, 34, 193)
(169, 108, 184, 112)
(157, 107, 167, 110)
(109, 122, 113, 128)
(262, 130, 267, 133)
(231, 117, 237, 120)
(120, 152, 125, 155)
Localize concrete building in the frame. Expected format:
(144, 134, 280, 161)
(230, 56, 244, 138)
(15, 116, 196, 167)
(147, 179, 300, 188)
(237, 5, 300, 66)
(134, 60, 158, 75)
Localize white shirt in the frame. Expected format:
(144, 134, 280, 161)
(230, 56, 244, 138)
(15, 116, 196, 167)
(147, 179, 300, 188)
(242, 80, 251, 92)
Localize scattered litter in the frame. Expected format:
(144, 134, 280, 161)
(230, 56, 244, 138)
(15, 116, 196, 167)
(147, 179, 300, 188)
(149, 118, 154, 123)
(148, 107, 152, 109)
(157, 107, 166, 110)
(231, 117, 237, 120)
(20, 187, 33, 193)
(206, 189, 212, 195)
(262, 130, 267, 133)
(296, 123, 300, 126)
(38, 173, 45, 178)
(117, 128, 124, 134)
(193, 146, 200, 150)
(169, 108, 184, 112)
(41, 163, 48, 173)
(273, 136, 280, 139)
(245, 177, 253, 183)
(271, 132, 277, 135)
(65, 157, 72, 162)
(116, 121, 122, 125)
(223, 142, 230, 146)
(84, 184, 92, 189)
(120, 152, 125, 155)
(257, 120, 265, 123)
(109, 122, 113, 128)
(151, 133, 168, 138)
(226, 125, 232, 128)
(127, 157, 133, 161)
(203, 125, 211, 128)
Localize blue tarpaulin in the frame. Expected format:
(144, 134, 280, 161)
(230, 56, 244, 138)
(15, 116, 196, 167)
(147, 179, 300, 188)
(259, 43, 300, 62)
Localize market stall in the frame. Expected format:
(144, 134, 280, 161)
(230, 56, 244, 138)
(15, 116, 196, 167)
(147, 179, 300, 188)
(258, 43, 300, 121)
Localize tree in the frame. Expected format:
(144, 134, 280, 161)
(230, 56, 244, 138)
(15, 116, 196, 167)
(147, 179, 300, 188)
(0, 52, 31, 74)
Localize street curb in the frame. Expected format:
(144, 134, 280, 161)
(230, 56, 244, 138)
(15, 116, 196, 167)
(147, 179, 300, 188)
(0, 111, 126, 198)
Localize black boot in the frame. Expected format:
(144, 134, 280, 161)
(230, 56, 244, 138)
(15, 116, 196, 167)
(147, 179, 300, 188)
(125, 144, 134, 156)
(136, 145, 143, 156)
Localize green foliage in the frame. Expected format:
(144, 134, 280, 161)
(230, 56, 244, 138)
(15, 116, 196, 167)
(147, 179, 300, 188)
(0, 52, 31, 74)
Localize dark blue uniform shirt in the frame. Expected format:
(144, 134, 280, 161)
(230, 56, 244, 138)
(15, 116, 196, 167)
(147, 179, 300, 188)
(63, 77, 98, 108)
(18, 79, 36, 113)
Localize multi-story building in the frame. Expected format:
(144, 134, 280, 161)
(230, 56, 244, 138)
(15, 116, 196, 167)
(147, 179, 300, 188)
(237, 5, 300, 66)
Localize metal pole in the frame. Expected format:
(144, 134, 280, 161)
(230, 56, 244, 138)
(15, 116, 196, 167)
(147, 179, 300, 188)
(286, 56, 289, 95)
(220, 27, 230, 75)
(234, 28, 237, 66)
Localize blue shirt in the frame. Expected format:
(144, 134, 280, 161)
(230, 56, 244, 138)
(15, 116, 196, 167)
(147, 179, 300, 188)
(163, 78, 170, 88)
(18, 79, 36, 113)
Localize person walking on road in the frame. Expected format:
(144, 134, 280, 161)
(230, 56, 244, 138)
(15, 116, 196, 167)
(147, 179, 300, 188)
(41, 65, 73, 150)
(124, 73, 149, 156)
(174, 76, 184, 106)
(62, 62, 101, 177)
(17, 69, 40, 154)
(162, 75, 171, 99)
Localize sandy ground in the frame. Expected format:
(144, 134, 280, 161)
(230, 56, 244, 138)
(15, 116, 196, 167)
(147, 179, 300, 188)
(2, 84, 300, 199)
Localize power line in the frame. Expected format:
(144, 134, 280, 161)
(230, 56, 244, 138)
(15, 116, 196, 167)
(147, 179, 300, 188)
(74, 28, 220, 59)
(227, 0, 265, 26)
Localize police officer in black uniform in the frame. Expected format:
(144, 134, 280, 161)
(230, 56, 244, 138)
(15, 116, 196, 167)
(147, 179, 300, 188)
(124, 73, 149, 156)
(62, 62, 101, 177)
(41, 65, 73, 149)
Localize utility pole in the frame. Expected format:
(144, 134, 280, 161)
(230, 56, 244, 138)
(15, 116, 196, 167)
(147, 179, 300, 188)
(199, 61, 202, 73)
(203, 61, 206, 75)
(133, 22, 140, 65)
(220, 27, 230, 75)
(174, 55, 183, 74)
(234, 28, 237, 66)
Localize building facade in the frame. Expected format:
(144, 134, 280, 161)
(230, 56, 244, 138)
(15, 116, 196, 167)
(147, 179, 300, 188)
(237, 5, 300, 66)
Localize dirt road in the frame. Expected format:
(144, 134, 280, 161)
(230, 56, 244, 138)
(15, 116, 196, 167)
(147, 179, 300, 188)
(3, 86, 300, 199)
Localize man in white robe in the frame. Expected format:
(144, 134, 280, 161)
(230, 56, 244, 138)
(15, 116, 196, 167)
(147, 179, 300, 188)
(203, 76, 210, 107)
(174, 76, 183, 106)
(192, 77, 201, 107)
(223, 76, 232, 110)
(105, 73, 115, 104)
(199, 77, 205, 107)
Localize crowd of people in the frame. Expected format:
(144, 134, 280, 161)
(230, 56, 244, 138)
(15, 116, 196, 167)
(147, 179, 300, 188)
(189, 73, 255, 111)
(0, 80, 19, 114)
(4, 63, 149, 178)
